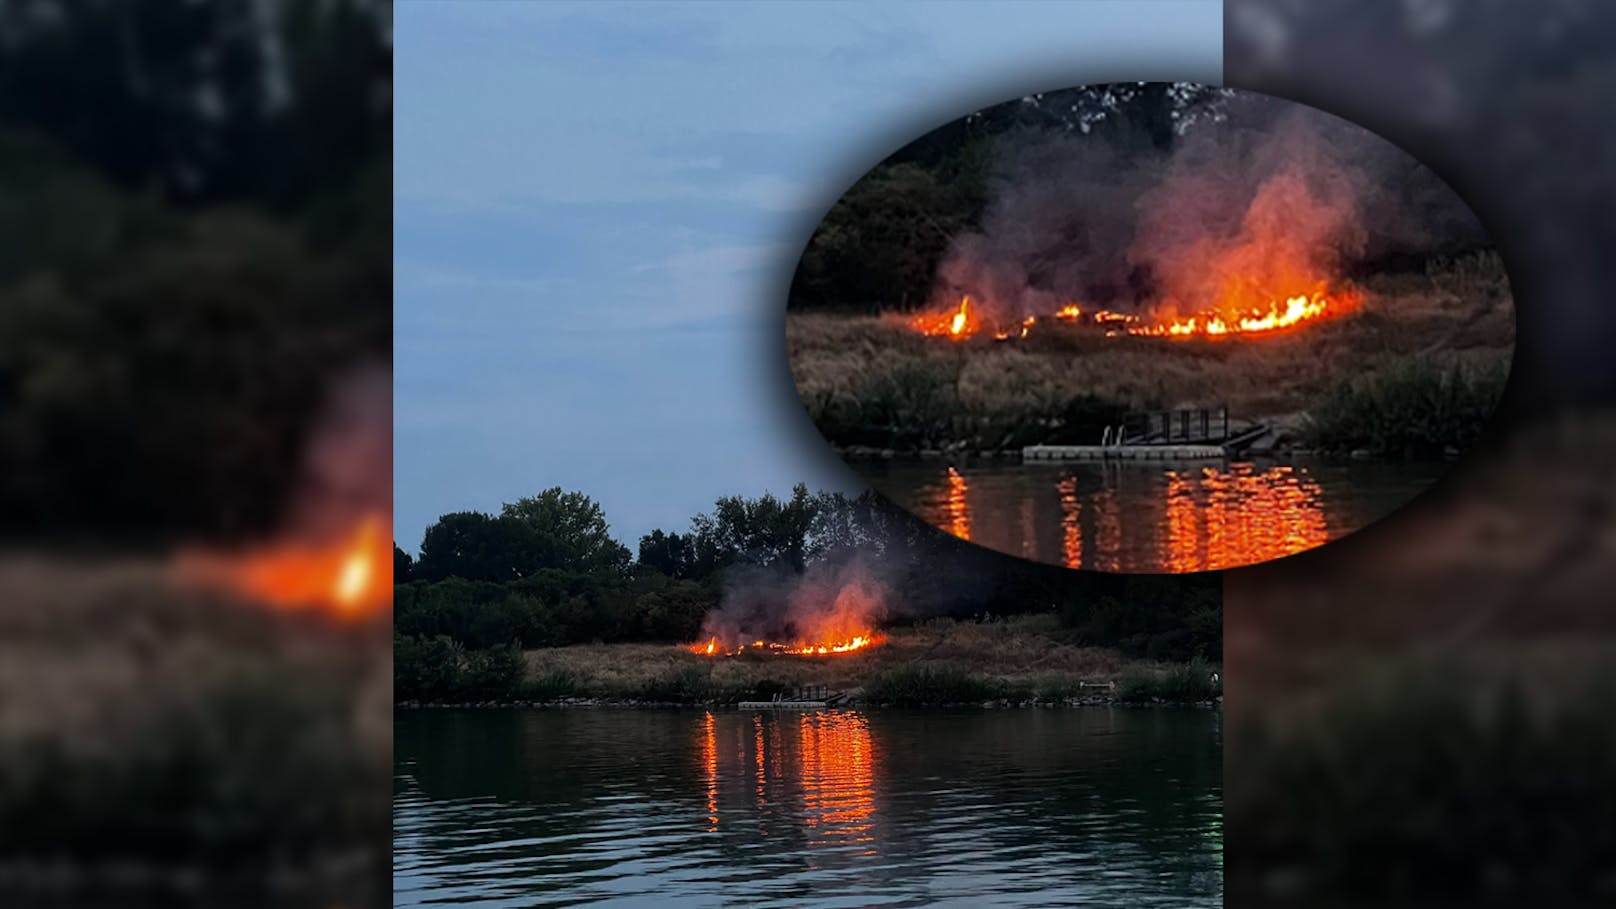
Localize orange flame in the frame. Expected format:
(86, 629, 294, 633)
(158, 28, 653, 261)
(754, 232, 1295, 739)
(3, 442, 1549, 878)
(910, 286, 1354, 340)
(689, 634, 882, 657)
(176, 514, 392, 618)
(1129, 290, 1343, 338)
(911, 296, 979, 339)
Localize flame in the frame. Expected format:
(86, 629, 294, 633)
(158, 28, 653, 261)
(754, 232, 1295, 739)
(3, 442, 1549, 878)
(910, 286, 1354, 341)
(176, 513, 391, 618)
(690, 634, 882, 657)
(912, 296, 979, 339)
(1129, 290, 1342, 338)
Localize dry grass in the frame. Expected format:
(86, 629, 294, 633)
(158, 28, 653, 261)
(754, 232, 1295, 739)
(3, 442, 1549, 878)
(526, 613, 1157, 702)
(788, 252, 1515, 446)
(0, 554, 390, 899)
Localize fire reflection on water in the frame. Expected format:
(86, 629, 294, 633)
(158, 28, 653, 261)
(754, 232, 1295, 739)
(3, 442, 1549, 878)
(1162, 463, 1330, 572)
(696, 711, 876, 849)
(944, 467, 971, 541)
(913, 461, 1335, 572)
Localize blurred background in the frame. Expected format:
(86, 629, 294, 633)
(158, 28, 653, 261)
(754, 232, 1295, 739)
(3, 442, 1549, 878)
(1225, 0, 1616, 903)
(0, 0, 391, 906)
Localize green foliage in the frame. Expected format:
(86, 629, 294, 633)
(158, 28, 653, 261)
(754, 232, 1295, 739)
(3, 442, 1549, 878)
(0, 0, 390, 541)
(393, 543, 415, 583)
(860, 663, 1009, 706)
(393, 636, 528, 704)
(1302, 355, 1510, 457)
(0, 670, 384, 863)
(522, 669, 583, 702)
(415, 488, 632, 582)
(394, 634, 466, 703)
(689, 483, 823, 573)
(1115, 658, 1219, 704)
(1057, 575, 1222, 662)
(792, 159, 987, 313)
(1231, 671, 1616, 899)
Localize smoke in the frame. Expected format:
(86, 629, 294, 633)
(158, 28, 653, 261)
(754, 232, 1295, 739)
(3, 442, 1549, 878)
(286, 361, 393, 545)
(933, 90, 1483, 324)
(697, 553, 892, 650)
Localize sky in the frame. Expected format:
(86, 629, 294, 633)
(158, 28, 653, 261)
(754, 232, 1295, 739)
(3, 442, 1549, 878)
(394, 1, 1222, 554)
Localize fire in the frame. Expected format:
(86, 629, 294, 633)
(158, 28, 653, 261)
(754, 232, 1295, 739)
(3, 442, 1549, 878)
(689, 634, 882, 657)
(912, 295, 979, 338)
(908, 286, 1354, 341)
(176, 513, 392, 618)
(1129, 290, 1341, 338)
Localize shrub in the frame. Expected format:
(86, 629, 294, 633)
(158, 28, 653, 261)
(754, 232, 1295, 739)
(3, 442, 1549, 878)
(522, 669, 582, 701)
(1116, 658, 1219, 704)
(1302, 355, 1509, 457)
(860, 662, 1007, 706)
(394, 634, 464, 703)
(455, 643, 527, 701)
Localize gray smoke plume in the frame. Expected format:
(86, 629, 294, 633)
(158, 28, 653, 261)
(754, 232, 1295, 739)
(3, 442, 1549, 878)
(932, 90, 1483, 325)
(697, 553, 893, 650)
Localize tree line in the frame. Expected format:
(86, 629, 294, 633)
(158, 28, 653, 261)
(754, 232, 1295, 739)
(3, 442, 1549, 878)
(0, 0, 390, 542)
(394, 484, 1222, 662)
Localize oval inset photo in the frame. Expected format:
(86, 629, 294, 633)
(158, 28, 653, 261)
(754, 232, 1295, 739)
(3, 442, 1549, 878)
(787, 83, 1514, 573)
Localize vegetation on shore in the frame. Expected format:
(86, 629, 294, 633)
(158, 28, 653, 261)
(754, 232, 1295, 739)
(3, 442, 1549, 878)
(395, 615, 1220, 708)
(787, 254, 1513, 456)
(0, 560, 390, 893)
(396, 484, 1220, 670)
(1300, 354, 1511, 457)
(1229, 664, 1616, 901)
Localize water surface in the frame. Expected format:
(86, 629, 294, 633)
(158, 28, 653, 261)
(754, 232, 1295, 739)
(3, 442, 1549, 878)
(865, 457, 1445, 572)
(395, 708, 1222, 907)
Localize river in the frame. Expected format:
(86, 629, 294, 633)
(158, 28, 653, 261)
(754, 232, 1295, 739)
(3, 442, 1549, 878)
(862, 456, 1447, 572)
(395, 708, 1222, 907)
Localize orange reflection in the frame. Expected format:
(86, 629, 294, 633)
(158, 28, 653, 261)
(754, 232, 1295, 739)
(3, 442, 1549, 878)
(1164, 470, 1203, 573)
(798, 712, 876, 847)
(1015, 463, 1334, 571)
(1162, 463, 1330, 571)
(698, 711, 877, 849)
(1057, 475, 1082, 569)
(944, 467, 971, 541)
(1202, 463, 1329, 569)
(700, 711, 718, 831)
(1092, 486, 1123, 573)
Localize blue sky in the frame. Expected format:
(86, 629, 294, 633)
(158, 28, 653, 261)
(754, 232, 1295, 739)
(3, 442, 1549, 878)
(394, 1, 1221, 553)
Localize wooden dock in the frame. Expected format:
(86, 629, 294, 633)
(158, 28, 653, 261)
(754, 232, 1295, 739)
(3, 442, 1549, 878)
(739, 685, 844, 710)
(1021, 405, 1270, 461)
(1023, 443, 1226, 461)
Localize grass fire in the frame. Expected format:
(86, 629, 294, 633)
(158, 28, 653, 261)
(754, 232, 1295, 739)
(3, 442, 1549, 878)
(688, 561, 890, 659)
(785, 83, 1513, 573)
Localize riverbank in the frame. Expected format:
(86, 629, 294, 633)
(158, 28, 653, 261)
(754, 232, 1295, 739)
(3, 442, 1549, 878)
(788, 254, 1513, 456)
(395, 614, 1221, 708)
(0, 555, 390, 903)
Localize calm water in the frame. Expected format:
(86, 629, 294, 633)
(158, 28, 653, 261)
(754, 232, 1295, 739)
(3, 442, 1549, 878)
(395, 708, 1222, 908)
(865, 457, 1446, 572)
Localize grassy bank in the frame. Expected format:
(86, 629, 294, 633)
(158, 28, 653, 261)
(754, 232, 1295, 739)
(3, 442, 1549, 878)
(0, 557, 390, 901)
(788, 253, 1513, 453)
(396, 614, 1221, 708)
(1229, 662, 1616, 901)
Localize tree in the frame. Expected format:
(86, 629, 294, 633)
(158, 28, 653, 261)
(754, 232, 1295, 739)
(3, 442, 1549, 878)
(500, 488, 632, 577)
(393, 543, 414, 583)
(689, 484, 823, 574)
(414, 511, 515, 582)
(638, 529, 699, 580)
